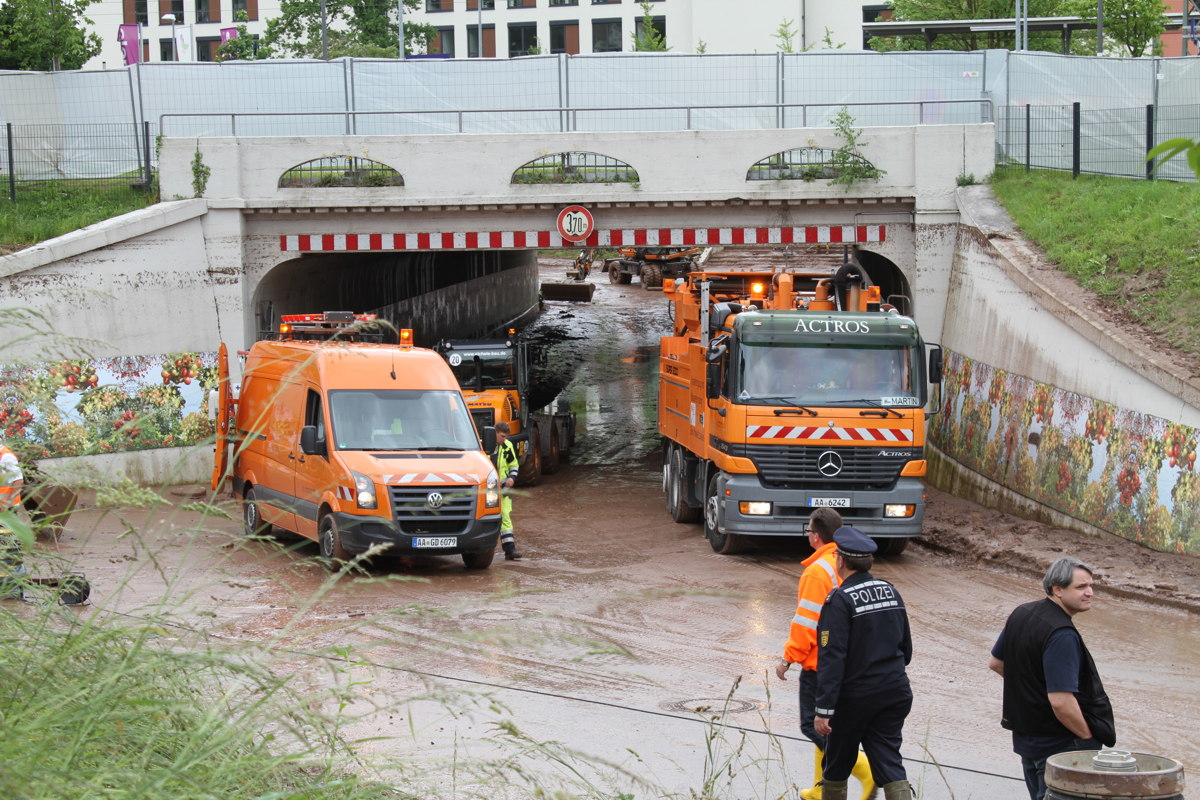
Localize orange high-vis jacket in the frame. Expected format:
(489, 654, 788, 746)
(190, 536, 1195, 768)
(0, 446, 23, 510)
(782, 540, 841, 671)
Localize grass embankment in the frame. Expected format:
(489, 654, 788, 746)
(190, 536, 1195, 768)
(991, 169, 1200, 355)
(0, 184, 157, 256)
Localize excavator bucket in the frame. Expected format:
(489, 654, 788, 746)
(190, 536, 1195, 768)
(540, 281, 596, 302)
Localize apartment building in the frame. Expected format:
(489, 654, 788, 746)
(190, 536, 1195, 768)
(82, 0, 876, 69)
(411, 0, 873, 58)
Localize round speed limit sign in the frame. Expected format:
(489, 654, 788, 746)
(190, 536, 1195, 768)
(556, 205, 595, 243)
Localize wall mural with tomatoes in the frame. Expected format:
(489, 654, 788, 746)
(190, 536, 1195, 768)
(0, 353, 218, 459)
(930, 350, 1200, 556)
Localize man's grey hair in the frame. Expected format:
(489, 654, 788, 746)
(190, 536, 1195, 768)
(1043, 556, 1093, 596)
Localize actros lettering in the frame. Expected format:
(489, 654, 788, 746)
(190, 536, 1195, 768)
(794, 319, 871, 334)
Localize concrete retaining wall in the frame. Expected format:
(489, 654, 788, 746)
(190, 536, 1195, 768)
(933, 187, 1200, 555)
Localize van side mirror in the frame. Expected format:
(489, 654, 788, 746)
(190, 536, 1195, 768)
(300, 425, 322, 456)
(481, 426, 497, 455)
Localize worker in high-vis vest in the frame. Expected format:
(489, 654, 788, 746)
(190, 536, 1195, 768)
(0, 441, 23, 512)
(493, 421, 523, 560)
(775, 507, 875, 800)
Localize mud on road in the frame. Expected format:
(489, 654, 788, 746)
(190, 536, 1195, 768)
(13, 256, 1200, 798)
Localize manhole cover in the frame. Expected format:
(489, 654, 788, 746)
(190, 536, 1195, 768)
(660, 697, 764, 715)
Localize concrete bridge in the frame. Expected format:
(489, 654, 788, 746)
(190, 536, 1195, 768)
(12, 120, 1200, 559)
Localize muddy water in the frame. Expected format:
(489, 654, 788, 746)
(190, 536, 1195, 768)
(28, 259, 1200, 799)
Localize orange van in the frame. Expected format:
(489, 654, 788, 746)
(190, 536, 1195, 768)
(212, 320, 502, 570)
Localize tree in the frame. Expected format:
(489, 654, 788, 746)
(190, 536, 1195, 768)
(215, 11, 264, 61)
(631, 1, 668, 51)
(868, 0, 1076, 52)
(0, 0, 102, 71)
(259, 0, 434, 59)
(1065, 0, 1168, 57)
(774, 18, 798, 53)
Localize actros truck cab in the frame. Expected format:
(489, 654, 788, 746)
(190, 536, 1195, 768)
(658, 266, 942, 556)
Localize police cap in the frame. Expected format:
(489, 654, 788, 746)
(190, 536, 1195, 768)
(834, 526, 877, 558)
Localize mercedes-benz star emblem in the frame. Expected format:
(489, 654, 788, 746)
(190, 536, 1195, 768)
(817, 451, 844, 477)
(426, 492, 444, 509)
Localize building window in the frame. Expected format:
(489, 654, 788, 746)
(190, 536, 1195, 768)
(158, 0, 184, 23)
(467, 24, 496, 57)
(548, 0, 576, 5)
(159, 38, 174, 60)
(196, 36, 221, 60)
(429, 26, 455, 55)
(549, 20, 578, 53)
(633, 15, 665, 49)
(591, 0, 619, 4)
(425, 0, 452, 10)
(592, 18, 621, 51)
(466, 0, 495, 9)
(509, 22, 538, 56)
(125, 0, 148, 25)
(196, 0, 219, 24)
(507, 0, 535, 7)
(232, 0, 258, 21)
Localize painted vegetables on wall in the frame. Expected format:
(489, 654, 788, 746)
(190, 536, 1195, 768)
(931, 350, 1200, 556)
(0, 352, 218, 458)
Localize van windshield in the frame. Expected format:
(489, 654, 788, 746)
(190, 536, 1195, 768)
(328, 389, 480, 451)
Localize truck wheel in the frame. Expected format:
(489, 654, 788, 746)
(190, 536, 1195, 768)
(318, 515, 349, 570)
(662, 443, 674, 512)
(669, 447, 701, 523)
(243, 487, 274, 538)
(873, 537, 909, 557)
(641, 263, 662, 291)
(608, 262, 622, 284)
(517, 426, 543, 486)
(462, 548, 495, 569)
(542, 420, 561, 474)
(705, 473, 747, 555)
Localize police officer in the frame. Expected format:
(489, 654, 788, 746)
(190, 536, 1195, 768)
(813, 527, 914, 800)
(493, 422, 523, 560)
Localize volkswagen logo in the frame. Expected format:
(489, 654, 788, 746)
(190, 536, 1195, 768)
(426, 492, 445, 509)
(817, 451, 844, 477)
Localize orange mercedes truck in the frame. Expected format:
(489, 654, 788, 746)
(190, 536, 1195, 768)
(659, 266, 942, 556)
(211, 312, 502, 570)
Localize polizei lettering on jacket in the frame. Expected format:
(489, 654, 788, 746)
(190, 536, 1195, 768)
(845, 579, 899, 613)
(794, 319, 871, 334)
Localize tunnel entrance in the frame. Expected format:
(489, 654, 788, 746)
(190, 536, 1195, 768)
(855, 248, 913, 316)
(252, 249, 539, 345)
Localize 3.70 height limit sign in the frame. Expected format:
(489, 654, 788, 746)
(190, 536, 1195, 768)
(556, 205, 595, 243)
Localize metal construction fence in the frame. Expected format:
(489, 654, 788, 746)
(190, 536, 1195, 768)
(997, 103, 1199, 182)
(1, 49, 1198, 194)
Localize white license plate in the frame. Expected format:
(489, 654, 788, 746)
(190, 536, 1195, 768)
(808, 498, 850, 508)
(412, 537, 457, 549)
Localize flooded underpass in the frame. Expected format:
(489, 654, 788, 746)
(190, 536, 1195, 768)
(37, 256, 1200, 799)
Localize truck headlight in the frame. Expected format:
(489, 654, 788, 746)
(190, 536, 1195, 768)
(485, 470, 500, 508)
(884, 504, 915, 518)
(352, 471, 377, 509)
(739, 501, 772, 516)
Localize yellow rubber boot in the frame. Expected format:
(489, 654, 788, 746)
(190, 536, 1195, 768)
(799, 747, 824, 800)
(850, 751, 877, 800)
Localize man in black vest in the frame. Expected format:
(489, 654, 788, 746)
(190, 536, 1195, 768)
(989, 557, 1116, 800)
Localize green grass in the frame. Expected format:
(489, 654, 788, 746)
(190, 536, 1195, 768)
(0, 182, 158, 255)
(992, 168, 1200, 354)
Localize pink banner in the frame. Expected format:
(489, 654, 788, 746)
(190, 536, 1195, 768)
(220, 27, 239, 43)
(117, 24, 141, 65)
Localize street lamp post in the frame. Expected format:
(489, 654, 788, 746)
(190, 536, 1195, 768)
(161, 13, 177, 61)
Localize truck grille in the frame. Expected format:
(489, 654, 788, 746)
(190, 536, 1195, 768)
(731, 444, 919, 491)
(388, 485, 478, 535)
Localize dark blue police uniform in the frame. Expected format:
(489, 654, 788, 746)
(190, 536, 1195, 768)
(814, 528, 913, 787)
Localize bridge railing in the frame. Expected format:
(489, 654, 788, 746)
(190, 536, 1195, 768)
(158, 99, 996, 138)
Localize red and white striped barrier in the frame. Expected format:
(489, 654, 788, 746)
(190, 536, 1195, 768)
(279, 225, 885, 252)
(746, 425, 915, 442)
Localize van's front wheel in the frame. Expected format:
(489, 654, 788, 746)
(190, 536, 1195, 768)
(462, 548, 495, 570)
(318, 515, 349, 570)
